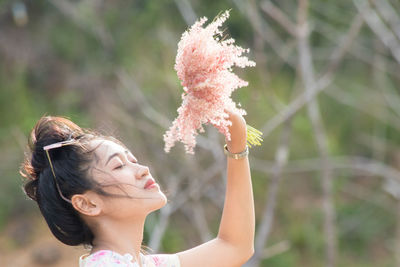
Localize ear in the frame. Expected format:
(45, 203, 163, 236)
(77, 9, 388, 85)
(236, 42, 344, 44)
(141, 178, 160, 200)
(71, 192, 102, 217)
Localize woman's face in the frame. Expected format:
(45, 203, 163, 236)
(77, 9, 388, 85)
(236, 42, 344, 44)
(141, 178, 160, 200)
(88, 139, 167, 218)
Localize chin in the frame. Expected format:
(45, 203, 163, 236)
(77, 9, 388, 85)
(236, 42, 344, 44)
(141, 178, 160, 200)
(157, 192, 168, 209)
(148, 193, 167, 213)
(160, 193, 168, 207)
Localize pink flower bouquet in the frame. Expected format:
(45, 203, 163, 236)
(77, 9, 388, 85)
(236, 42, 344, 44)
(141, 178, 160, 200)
(164, 10, 263, 154)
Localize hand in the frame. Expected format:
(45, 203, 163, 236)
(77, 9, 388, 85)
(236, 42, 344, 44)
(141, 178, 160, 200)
(225, 109, 247, 153)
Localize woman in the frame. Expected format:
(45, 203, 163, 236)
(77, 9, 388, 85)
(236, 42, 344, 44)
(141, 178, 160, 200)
(21, 110, 255, 267)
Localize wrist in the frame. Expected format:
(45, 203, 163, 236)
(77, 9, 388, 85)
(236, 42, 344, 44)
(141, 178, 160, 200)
(226, 135, 247, 153)
(224, 144, 249, 159)
(226, 142, 247, 153)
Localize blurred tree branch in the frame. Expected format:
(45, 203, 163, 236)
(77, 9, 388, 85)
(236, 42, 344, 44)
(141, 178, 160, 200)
(261, 4, 363, 138)
(246, 120, 292, 267)
(49, 0, 114, 50)
(353, 0, 400, 63)
(297, 1, 337, 265)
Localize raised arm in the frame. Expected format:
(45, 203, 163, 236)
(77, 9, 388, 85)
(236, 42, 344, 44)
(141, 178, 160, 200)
(177, 110, 255, 267)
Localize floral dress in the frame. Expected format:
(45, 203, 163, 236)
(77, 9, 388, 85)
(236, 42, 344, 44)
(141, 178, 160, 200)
(79, 250, 180, 267)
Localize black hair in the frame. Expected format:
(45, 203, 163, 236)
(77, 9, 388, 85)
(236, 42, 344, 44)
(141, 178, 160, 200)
(20, 116, 113, 246)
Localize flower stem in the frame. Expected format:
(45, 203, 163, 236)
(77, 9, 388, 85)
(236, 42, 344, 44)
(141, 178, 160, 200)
(246, 124, 263, 148)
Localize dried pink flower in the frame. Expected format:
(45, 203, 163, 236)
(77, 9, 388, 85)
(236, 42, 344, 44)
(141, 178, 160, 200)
(164, 10, 256, 154)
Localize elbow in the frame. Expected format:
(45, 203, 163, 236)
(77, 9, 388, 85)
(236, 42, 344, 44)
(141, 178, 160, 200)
(243, 238, 255, 260)
(250, 246, 255, 257)
(237, 244, 255, 264)
(245, 245, 255, 261)
(218, 237, 255, 264)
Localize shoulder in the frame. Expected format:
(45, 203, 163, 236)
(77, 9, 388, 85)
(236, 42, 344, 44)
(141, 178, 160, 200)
(143, 254, 180, 267)
(79, 250, 138, 267)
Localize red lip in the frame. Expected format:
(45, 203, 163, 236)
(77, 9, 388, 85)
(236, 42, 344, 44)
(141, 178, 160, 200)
(144, 178, 156, 189)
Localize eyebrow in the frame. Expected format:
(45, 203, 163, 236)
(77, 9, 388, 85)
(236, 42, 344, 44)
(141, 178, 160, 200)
(105, 150, 131, 166)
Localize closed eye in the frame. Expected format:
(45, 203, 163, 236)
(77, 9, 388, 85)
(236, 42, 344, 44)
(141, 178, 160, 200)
(113, 158, 136, 170)
(111, 151, 137, 170)
(113, 164, 125, 170)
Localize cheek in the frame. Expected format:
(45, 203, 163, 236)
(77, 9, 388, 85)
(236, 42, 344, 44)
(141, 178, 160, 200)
(98, 169, 136, 188)
(102, 195, 143, 216)
(101, 183, 140, 198)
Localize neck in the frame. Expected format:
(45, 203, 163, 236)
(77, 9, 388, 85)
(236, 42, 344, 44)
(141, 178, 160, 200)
(91, 215, 146, 264)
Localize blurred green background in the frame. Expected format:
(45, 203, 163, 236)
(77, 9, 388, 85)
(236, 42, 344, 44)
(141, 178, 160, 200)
(1, 0, 400, 266)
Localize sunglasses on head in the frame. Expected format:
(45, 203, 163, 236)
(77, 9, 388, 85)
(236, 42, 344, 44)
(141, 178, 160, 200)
(43, 138, 78, 204)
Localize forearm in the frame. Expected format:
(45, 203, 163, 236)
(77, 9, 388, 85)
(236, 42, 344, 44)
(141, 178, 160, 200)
(217, 130, 255, 254)
(176, 112, 255, 267)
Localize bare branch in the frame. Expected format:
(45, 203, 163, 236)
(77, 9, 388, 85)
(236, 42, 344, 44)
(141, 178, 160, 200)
(48, 0, 114, 49)
(232, 0, 297, 67)
(149, 204, 173, 251)
(324, 84, 400, 131)
(396, 200, 400, 267)
(318, 13, 364, 77)
(297, 0, 337, 265)
(262, 240, 291, 259)
(251, 155, 400, 184)
(171, 160, 224, 213)
(260, 1, 298, 37)
(341, 182, 395, 213)
(311, 14, 400, 79)
(246, 120, 292, 267)
(182, 201, 213, 242)
(173, 0, 198, 26)
(353, 0, 400, 63)
(372, 0, 400, 41)
(261, 6, 364, 138)
(261, 74, 332, 137)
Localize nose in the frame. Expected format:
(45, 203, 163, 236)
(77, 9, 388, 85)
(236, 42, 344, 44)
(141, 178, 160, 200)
(137, 165, 149, 180)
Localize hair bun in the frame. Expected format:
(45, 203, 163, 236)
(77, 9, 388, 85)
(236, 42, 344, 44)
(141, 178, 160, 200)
(20, 116, 84, 182)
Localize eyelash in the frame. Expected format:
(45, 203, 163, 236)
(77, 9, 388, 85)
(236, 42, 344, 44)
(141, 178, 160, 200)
(114, 159, 137, 170)
(114, 164, 125, 170)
